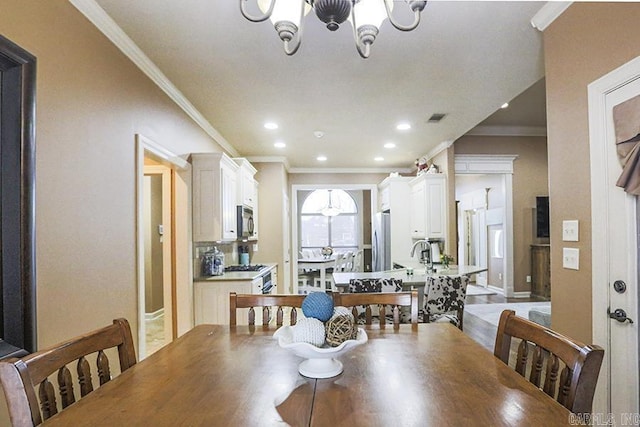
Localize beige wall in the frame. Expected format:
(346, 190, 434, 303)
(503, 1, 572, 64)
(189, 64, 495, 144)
(1, 0, 225, 353)
(454, 135, 549, 293)
(253, 162, 289, 291)
(544, 3, 640, 342)
(289, 172, 389, 186)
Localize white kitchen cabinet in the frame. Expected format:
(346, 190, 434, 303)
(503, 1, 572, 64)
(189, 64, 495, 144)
(377, 176, 414, 266)
(192, 153, 239, 242)
(233, 158, 257, 208)
(410, 183, 426, 237)
(409, 174, 446, 240)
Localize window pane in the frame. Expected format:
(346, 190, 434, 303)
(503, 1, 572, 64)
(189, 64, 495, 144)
(330, 215, 357, 246)
(300, 216, 329, 247)
(301, 189, 357, 214)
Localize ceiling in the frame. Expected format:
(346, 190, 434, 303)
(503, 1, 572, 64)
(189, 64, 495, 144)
(91, 0, 547, 171)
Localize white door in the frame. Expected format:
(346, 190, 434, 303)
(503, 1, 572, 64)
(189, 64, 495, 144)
(589, 59, 640, 417)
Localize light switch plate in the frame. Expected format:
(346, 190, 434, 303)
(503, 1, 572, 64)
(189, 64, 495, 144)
(562, 220, 579, 242)
(563, 247, 579, 270)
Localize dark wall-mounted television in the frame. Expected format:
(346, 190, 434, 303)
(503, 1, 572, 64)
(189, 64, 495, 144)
(535, 196, 550, 239)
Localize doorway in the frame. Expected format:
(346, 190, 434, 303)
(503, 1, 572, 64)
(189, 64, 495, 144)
(135, 135, 190, 359)
(589, 57, 640, 417)
(143, 163, 172, 355)
(455, 161, 514, 294)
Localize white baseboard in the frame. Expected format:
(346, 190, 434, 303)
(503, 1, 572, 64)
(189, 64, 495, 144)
(145, 308, 164, 321)
(512, 291, 532, 298)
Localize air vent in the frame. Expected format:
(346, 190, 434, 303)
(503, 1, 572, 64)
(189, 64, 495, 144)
(427, 113, 447, 123)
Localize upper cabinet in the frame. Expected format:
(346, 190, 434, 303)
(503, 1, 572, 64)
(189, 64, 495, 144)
(234, 158, 257, 209)
(192, 153, 239, 242)
(409, 174, 446, 240)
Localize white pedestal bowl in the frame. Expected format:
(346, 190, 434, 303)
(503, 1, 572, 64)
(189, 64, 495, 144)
(273, 326, 368, 378)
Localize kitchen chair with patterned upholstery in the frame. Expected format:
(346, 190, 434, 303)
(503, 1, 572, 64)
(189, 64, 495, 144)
(0, 318, 137, 427)
(494, 309, 604, 415)
(229, 292, 306, 327)
(333, 290, 418, 327)
(345, 278, 411, 325)
(423, 274, 469, 330)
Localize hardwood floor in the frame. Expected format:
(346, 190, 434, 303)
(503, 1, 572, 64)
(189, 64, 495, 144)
(463, 292, 546, 351)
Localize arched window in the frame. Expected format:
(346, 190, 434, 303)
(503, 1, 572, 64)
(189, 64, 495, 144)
(299, 190, 358, 254)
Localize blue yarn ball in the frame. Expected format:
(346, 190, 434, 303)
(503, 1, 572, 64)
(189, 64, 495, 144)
(302, 292, 334, 322)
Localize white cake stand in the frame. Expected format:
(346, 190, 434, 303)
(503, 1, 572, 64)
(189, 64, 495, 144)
(273, 326, 368, 379)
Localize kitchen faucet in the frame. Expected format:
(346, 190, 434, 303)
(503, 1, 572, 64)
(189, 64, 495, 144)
(410, 239, 434, 272)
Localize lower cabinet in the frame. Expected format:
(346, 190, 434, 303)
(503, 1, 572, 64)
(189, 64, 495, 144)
(194, 275, 272, 325)
(530, 244, 551, 300)
(195, 280, 251, 325)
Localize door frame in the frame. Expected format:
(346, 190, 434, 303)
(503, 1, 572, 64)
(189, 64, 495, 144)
(589, 55, 640, 415)
(135, 134, 189, 358)
(455, 155, 517, 296)
(0, 35, 37, 356)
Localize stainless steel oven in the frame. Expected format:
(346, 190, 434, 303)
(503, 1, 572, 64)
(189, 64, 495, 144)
(254, 270, 273, 294)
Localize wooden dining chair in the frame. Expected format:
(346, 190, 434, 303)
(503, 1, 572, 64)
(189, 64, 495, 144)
(229, 292, 306, 327)
(423, 275, 469, 330)
(0, 318, 136, 427)
(493, 310, 604, 414)
(333, 290, 419, 327)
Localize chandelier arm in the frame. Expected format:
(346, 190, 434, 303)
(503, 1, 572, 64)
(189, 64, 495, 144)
(282, 2, 305, 55)
(239, 0, 275, 23)
(350, 6, 371, 59)
(384, 0, 426, 32)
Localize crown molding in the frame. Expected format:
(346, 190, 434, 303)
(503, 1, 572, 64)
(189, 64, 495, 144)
(425, 140, 454, 161)
(465, 125, 547, 137)
(530, 2, 572, 31)
(455, 154, 518, 174)
(288, 167, 414, 174)
(245, 156, 291, 171)
(68, 0, 238, 157)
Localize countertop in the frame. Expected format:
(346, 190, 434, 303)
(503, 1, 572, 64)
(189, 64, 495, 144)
(332, 264, 487, 288)
(194, 263, 276, 282)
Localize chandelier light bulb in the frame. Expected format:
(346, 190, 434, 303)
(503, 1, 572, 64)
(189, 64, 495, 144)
(240, 0, 427, 58)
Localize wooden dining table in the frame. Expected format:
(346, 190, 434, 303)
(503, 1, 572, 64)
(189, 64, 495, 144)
(42, 323, 573, 426)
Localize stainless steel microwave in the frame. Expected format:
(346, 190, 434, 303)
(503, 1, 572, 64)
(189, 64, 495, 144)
(237, 205, 254, 238)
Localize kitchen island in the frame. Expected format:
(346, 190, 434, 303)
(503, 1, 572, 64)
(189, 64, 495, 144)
(332, 264, 487, 308)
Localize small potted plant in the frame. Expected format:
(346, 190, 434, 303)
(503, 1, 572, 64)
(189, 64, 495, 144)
(440, 254, 454, 269)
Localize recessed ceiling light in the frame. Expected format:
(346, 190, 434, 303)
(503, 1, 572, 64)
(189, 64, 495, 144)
(374, 157, 384, 162)
(274, 142, 286, 148)
(317, 155, 327, 161)
(384, 142, 396, 149)
(314, 130, 325, 138)
(396, 123, 411, 131)
(500, 102, 509, 109)
(264, 122, 278, 130)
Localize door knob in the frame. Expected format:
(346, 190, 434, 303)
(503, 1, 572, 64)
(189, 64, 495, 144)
(608, 308, 634, 324)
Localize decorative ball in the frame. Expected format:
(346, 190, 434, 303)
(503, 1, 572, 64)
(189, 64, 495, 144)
(325, 307, 357, 347)
(292, 317, 326, 347)
(302, 292, 334, 322)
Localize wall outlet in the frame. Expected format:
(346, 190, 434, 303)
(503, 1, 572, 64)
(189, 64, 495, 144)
(252, 244, 259, 252)
(562, 220, 579, 242)
(526, 275, 531, 283)
(563, 247, 580, 270)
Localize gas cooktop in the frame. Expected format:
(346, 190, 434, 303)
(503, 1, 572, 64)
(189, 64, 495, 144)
(224, 264, 266, 272)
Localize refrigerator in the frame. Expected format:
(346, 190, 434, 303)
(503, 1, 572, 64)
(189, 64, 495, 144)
(373, 211, 391, 271)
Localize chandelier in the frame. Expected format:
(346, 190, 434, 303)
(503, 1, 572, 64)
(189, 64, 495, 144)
(239, 0, 427, 58)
